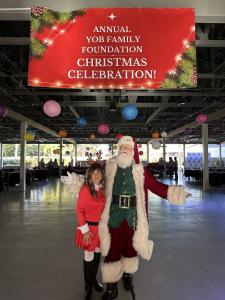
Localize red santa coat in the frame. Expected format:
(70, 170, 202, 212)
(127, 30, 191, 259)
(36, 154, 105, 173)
(144, 167, 168, 214)
(75, 185, 106, 251)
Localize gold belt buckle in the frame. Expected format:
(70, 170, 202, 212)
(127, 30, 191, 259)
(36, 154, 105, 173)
(119, 195, 130, 209)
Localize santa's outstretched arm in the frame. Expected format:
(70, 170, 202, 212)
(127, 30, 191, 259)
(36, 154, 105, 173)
(144, 168, 190, 206)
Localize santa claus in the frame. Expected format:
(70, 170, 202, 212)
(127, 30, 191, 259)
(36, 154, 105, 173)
(99, 136, 189, 300)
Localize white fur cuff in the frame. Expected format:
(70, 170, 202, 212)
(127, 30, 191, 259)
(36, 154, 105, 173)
(101, 260, 123, 283)
(99, 221, 111, 256)
(122, 256, 139, 274)
(167, 185, 187, 204)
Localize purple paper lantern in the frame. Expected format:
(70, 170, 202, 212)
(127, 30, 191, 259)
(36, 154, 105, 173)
(196, 113, 207, 124)
(98, 123, 109, 135)
(184, 127, 192, 134)
(43, 100, 61, 117)
(0, 104, 7, 117)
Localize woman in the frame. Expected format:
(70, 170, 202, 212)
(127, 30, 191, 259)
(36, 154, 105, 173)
(75, 163, 106, 300)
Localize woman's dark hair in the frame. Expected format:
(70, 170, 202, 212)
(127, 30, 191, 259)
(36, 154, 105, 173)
(85, 163, 105, 197)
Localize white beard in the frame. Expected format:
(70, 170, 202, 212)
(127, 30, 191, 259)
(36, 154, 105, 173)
(115, 151, 133, 168)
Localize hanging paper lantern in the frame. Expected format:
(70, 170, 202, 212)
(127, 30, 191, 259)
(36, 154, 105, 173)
(138, 144, 142, 148)
(27, 129, 35, 136)
(86, 147, 90, 151)
(196, 114, 207, 124)
(53, 149, 57, 154)
(58, 129, 67, 138)
(54, 149, 61, 154)
(113, 145, 118, 150)
(43, 100, 61, 117)
(121, 104, 138, 120)
(139, 151, 144, 156)
(24, 133, 34, 142)
(77, 117, 87, 127)
(0, 104, 7, 117)
(66, 151, 70, 155)
(184, 127, 192, 134)
(161, 131, 167, 138)
(90, 134, 96, 139)
(98, 123, 109, 135)
(152, 132, 160, 139)
(115, 133, 123, 139)
(152, 141, 161, 150)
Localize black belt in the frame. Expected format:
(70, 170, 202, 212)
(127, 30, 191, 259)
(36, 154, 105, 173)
(112, 195, 136, 208)
(87, 221, 99, 226)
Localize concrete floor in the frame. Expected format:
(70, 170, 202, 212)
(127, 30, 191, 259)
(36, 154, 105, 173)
(0, 177, 225, 300)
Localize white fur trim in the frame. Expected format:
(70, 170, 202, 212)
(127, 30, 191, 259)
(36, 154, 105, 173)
(78, 223, 89, 234)
(117, 136, 134, 148)
(101, 260, 123, 283)
(167, 185, 187, 204)
(122, 256, 139, 274)
(98, 220, 111, 256)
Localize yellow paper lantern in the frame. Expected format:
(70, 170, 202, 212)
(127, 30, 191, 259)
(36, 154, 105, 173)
(24, 133, 34, 142)
(55, 149, 61, 154)
(152, 132, 160, 139)
(58, 129, 67, 138)
(90, 134, 96, 139)
(113, 145, 118, 150)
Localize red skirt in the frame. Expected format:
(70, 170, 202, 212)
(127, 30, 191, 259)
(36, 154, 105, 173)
(74, 225, 100, 251)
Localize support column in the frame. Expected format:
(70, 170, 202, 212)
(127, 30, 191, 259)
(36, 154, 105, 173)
(75, 143, 77, 165)
(147, 143, 149, 163)
(59, 138, 63, 176)
(37, 143, 40, 167)
(202, 123, 209, 191)
(163, 139, 166, 161)
(183, 143, 186, 169)
(20, 122, 27, 192)
(219, 143, 222, 167)
(0, 143, 3, 167)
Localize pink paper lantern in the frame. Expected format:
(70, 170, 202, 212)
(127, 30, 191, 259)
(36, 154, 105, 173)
(196, 114, 207, 124)
(43, 100, 61, 117)
(98, 123, 109, 135)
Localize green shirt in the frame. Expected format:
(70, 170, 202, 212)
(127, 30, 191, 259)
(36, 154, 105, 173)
(109, 166, 137, 228)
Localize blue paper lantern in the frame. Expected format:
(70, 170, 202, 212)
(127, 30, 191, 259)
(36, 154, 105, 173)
(121, 104, 138, 120)
(77, 117, 87, 127)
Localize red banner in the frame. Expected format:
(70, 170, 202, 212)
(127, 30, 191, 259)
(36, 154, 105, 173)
(28, 7, 196, 89)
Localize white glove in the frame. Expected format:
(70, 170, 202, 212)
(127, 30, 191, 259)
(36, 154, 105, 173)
(167, 185, 192, 205)
(60, 171, 73, 185)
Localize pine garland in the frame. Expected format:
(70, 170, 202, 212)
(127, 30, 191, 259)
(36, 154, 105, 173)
(161, 42, 197, 88)
(30, 6, 86, 60)
(30, 38, 47, 60)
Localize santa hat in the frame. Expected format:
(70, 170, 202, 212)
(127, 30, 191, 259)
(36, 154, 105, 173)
(117, 135, 140, 164)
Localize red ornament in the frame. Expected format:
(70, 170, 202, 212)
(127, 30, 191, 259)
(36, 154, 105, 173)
(139, 151, 143, 156)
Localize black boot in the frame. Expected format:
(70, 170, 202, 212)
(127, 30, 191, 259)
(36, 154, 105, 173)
(92, 253, 104, 292)
(122, 273, 133, 290)
(102, 283, 118, 300)
(83, 260, 93, 300)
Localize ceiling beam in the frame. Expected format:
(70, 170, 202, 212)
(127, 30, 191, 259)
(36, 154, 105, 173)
(6, 108, 74, 143)
(3, 90, 225, 97)
(167, 107, 225, 138)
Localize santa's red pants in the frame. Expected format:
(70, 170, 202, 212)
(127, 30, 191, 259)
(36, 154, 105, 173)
(105, 220, 137, 262)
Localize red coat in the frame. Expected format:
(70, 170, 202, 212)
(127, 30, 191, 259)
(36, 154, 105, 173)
(75, 185, 106, 251)
(144, 168, 168, 214)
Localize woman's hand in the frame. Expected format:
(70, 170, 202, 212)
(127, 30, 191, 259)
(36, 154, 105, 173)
(83, 231, 92, 246)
